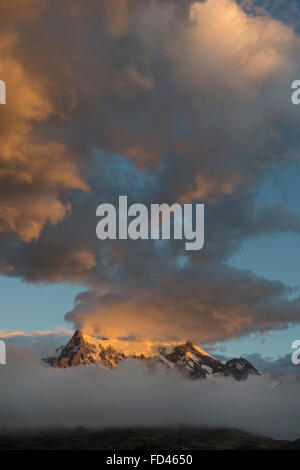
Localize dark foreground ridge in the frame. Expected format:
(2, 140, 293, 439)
(45, 330, 259, 381)
(0, 428, 299, 450)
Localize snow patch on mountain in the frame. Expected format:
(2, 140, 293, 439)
(45, 330, 259, 381)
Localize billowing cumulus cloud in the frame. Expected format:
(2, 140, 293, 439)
(65, 265, 300, 344)
(1, 0, 300, 344)
(0, 23, 89, 242)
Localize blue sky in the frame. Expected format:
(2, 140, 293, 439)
(0, 276, 81, 332)
(223, 162, 300, 357)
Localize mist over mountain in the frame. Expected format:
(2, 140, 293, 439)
(0, 357, 299, 439)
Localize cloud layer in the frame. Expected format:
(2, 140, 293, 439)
(0, 360, 299, 439)
(1, 0, 300, 343)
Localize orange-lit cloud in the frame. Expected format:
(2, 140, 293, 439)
(65, 265, 300, 345)
(0, 18, 88, 241)
(1, 0, 300, 344)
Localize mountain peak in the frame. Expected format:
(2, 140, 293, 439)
(45, 331, 259, 381)
(45, 330, 125, 369)
(73, 329, 84, 337)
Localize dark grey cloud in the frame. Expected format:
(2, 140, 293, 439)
(1, 0, 300, 343)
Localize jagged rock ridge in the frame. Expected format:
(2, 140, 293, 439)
(45, 330, 259, 381)
(46, 330, 126, 369)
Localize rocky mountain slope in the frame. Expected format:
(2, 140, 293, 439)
(45, 330, 259, 381)
(1, 427, 299, 450)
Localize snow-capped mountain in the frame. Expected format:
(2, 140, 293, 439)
(155, 342, 259, 380)
(46, 330, 126, 369)
(45, 330, 259, 381)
